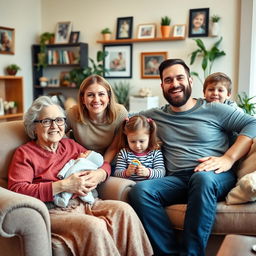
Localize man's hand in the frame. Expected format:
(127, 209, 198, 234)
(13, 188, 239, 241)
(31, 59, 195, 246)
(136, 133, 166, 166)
(194, 155, 235, 174)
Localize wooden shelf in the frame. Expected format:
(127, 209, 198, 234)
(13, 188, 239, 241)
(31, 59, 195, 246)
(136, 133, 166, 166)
(96, 36, 185, 44)
(34, 85, 78, 89)
(0, 112, 23, 120)
(0, 76, 24, 121)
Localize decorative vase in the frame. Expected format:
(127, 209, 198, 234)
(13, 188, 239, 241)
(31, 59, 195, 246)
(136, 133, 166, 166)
(161, 26, 171, 38)
(211, 22, 220, 37)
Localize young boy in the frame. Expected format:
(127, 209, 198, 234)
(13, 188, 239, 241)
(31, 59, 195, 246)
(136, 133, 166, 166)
(203, 72, 244, 145)
(203, 72, 243, 112)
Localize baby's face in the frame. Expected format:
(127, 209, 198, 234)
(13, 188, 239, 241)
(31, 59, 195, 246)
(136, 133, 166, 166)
(193, 14, 205, 28)
(204, 82, 230, 103)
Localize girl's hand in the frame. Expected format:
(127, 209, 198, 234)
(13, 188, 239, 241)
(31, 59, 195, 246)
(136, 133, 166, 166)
(136, 165, 150, 177)
(126, 164, 137, 176)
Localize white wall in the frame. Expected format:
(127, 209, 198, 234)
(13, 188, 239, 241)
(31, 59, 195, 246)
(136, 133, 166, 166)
(0, 0, 41, 110)
(40, 0, 241, 105)
(0, 0, 241, 109)
(238, 0, 256, 99)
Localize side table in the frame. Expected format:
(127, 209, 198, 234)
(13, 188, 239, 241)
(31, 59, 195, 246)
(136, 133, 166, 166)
(217, 234, 256, 256)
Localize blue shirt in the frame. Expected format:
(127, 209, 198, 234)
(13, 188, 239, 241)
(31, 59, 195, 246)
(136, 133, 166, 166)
(139, 98, 256, 174)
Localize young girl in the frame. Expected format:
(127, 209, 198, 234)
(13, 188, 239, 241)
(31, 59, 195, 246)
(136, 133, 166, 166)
(114, 115, 166, 181)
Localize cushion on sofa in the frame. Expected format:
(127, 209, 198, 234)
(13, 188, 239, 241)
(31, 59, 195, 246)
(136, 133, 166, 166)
(226, 139, 256, 205)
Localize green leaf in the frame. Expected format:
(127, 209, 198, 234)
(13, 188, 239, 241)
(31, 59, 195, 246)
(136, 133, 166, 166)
(190, 49, 202, 65)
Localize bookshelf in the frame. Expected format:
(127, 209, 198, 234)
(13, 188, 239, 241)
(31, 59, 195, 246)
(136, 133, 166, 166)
(32, 43, 88, 99)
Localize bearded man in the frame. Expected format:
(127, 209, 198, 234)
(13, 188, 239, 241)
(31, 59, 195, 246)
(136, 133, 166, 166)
(128, 59, 256, 256)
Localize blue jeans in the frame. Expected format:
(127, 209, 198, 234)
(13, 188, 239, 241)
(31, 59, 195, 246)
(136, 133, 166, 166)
(128, 170, 236, 256)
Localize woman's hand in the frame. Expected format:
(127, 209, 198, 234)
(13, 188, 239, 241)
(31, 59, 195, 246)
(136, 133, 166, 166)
(53, 171, 95, 196)
(194, 155, 235, 174)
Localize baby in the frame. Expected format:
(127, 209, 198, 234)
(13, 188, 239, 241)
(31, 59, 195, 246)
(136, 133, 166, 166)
(54, 150, 103, 207)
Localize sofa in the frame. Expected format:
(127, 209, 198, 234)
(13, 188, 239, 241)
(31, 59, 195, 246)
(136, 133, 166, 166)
(1, 120, 256, 256)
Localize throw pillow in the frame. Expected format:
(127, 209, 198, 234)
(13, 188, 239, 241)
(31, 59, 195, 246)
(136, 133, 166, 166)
(226, 138, 256, 205)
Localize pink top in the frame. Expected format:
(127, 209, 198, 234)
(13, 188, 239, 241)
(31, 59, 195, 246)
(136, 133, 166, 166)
(8, 138, 110, 202)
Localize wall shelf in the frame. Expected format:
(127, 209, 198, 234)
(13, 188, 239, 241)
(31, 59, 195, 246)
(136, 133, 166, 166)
(96, 36, 185, 44)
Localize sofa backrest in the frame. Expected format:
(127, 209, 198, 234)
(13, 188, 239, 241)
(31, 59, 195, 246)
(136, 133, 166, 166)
(0, 120, 29, 188)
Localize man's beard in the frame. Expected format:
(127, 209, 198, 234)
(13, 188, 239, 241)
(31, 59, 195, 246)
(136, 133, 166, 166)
(163, 83, 192, 107)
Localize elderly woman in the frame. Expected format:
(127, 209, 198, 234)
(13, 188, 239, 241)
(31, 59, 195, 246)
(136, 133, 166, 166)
(66, 75, 128, 163)
(8, 96, 153, 256)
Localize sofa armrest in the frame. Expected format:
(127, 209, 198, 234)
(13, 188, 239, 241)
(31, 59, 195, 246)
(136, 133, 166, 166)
(0, 187, 52, 256)
(97, 176, 136, 202)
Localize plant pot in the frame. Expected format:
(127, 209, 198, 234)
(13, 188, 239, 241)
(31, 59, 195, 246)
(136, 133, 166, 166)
(211, 22, 220, 37)
(161, 26, 171, 38)
(6, 68, 17, 76)
(10, 107, 17, 114)
(102, 33, 111, 41)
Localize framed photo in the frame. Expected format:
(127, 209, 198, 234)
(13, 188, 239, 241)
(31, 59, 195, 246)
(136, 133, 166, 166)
(141, 52, 167, 79)
(116, 16, 133, 39)
(0, 26, 15, 55)
(54, 21, 72, 43)
(69, 31, 80, 43)
(172, 24, 186, 38)
(103, 44, 132, 78)
(137, 23, 156, 39)
(188, 8, 209, 37)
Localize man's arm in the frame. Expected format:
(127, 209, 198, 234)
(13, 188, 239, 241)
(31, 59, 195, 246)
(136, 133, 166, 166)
(194, 135, 253, 173)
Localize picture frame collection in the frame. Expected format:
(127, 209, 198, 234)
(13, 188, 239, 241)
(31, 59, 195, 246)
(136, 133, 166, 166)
(0, 8, 213, 81)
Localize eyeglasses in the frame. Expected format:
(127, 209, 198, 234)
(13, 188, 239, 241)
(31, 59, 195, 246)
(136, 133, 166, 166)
(34, 117, 66, 127)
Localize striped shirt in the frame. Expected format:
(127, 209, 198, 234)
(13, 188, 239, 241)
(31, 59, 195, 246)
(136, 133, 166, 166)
(114, 148, 166, 181)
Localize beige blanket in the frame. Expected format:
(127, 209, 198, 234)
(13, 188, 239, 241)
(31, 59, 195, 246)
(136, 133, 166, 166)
(49, 198, 153, 256)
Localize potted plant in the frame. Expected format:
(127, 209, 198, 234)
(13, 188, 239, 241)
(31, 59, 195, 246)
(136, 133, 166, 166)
(68, 50, 109, 87)
(190, 36, 226, 84)
(211, 15, 221, 37)
(37, 32, 55, 69)
(112, 81, 131, 110)
(101, 28, 111, 41)
(161, 16, 171, 38)
(5, 64, 21, 76)
(236, 92, 256, 116)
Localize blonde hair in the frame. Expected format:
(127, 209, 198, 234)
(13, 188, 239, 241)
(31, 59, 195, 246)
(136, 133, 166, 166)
(203, 72, 232, 94)
(77, 74, 118, 124)
(116, 115, 161, 152)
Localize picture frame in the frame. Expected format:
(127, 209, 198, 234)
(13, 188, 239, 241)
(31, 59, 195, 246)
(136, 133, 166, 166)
(69, 31, 80, 43)
(0, 26, 15, 55)
(172, 24, 186, 38)
(116, 16, 133, 39)
(141, 52, 167, 79)
(137, 23, 156, 39)
(103, 44, 132, 78)
(188, 8, 209, 37)
(54, 21, 72, 44)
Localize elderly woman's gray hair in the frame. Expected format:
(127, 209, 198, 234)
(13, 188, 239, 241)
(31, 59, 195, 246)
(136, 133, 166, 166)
(24, 96, 66, 139)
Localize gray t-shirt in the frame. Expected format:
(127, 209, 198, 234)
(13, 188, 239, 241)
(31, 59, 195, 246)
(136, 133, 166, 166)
(140, 98, 256, 174)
